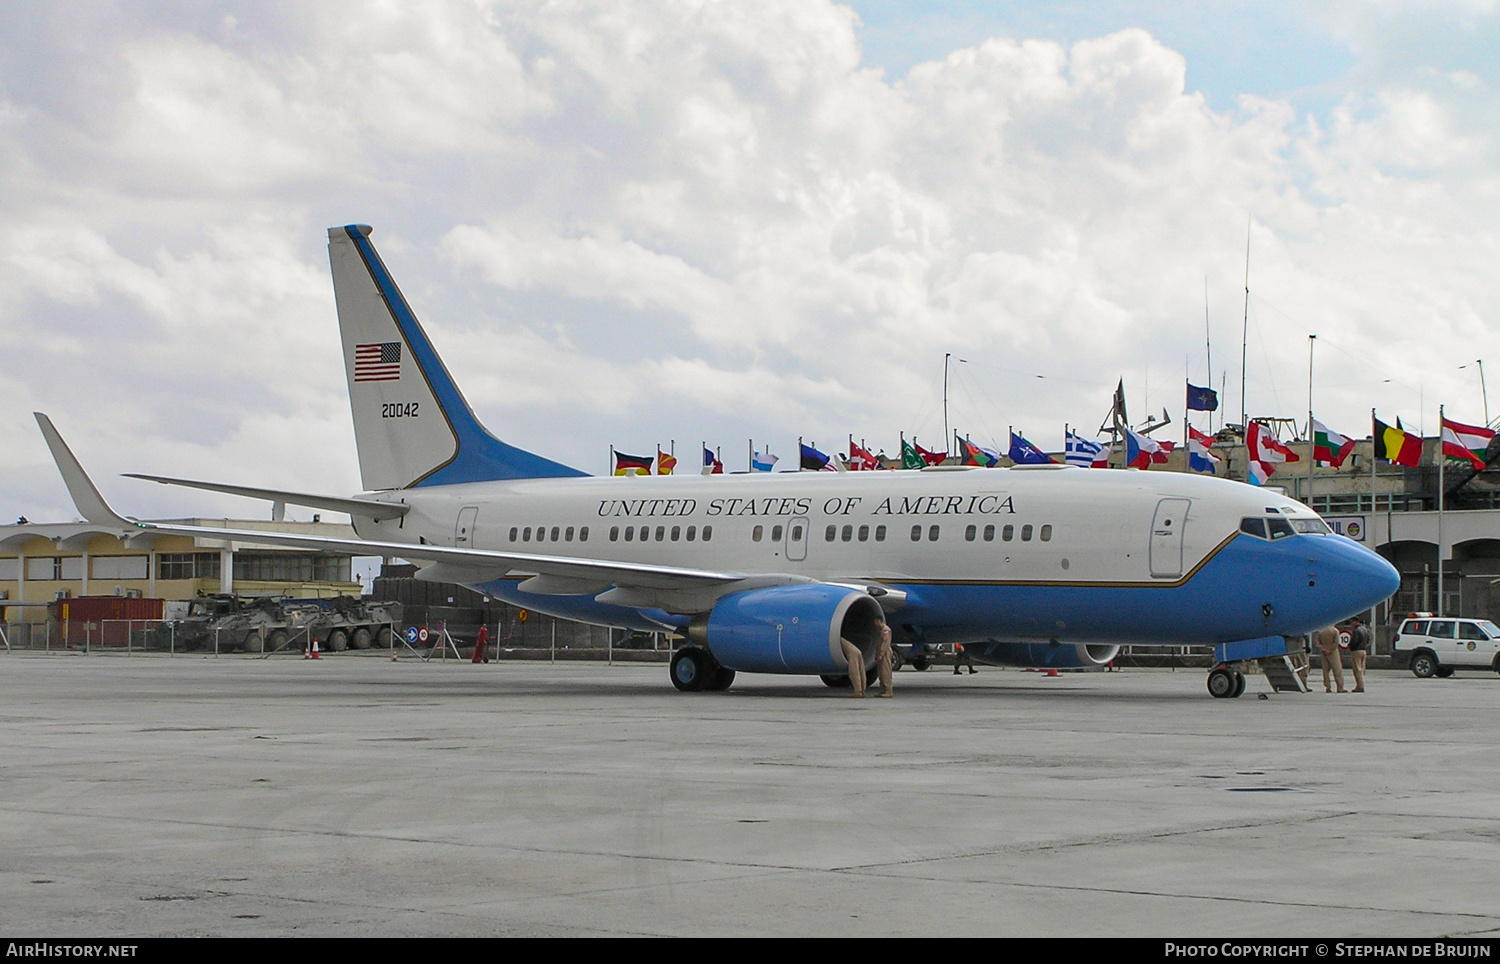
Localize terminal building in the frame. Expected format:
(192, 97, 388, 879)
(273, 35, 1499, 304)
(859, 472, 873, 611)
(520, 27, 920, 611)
(0, 518, 363, 627)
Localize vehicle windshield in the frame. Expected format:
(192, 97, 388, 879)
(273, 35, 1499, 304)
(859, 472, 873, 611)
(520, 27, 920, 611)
(1479, 620, 1500, 638)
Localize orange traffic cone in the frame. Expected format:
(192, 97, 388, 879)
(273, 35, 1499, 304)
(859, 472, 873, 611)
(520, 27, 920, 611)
(310, 639, 320, 660)
(1044, 668, 1058, 677)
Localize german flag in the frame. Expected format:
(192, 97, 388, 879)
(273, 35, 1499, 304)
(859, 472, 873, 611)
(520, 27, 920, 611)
(1373, 416, 1422, 467)
(613, 450, 654, 476)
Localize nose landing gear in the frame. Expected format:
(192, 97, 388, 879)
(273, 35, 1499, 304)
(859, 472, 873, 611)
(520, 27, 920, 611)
(1207, 665, 1247, 699)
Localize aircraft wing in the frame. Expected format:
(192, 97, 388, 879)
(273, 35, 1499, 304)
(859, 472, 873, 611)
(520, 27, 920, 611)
(36, 412, 794, 610)
(122, 473, 411, 521)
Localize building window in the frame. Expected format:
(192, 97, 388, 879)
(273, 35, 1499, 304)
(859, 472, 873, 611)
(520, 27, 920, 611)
(157, 553, 221, 581)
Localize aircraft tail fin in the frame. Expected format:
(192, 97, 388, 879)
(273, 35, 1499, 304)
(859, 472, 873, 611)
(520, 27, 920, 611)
(327, 224, 587, 490)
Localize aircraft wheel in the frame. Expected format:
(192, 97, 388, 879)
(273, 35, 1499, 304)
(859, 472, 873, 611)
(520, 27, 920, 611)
(327, 629, 350, 652)
(820, 674, 851, 688)
(670, 647, 710, 692)
(911, 654, 929, 671)
(706, 666, 736, 691)
(1232, 670, 1246, 698)
(1207, 668, 1237, 699)
(1410, 652, 1437, 679)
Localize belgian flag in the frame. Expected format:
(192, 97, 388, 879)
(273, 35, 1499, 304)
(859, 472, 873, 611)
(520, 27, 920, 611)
(1373, 416, 1422, 467)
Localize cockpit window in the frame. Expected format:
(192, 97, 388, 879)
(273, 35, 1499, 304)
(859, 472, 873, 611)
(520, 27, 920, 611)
(1239, 517, 1267, 539)
(1266, 517, 1296, 539)
(1291, 518, 1331, 534)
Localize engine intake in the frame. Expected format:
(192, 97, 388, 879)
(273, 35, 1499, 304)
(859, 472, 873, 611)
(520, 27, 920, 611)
(688, 584, 885, 674)
(975, 641, 1120, 669)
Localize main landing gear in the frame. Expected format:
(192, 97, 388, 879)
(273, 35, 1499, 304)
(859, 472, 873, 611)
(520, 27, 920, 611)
(1207, 665, 1247, 699)
(670, 646, 735, 692)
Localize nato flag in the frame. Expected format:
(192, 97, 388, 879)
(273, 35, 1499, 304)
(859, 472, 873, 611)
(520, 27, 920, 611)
(1187, 383, 1219, 412)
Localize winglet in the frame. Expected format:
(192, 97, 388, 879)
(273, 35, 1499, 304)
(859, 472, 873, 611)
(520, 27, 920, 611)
(33, 413, 138, 529)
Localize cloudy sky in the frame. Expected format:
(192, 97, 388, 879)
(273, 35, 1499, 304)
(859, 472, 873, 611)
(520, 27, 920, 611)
(3, 0, 1498, 522)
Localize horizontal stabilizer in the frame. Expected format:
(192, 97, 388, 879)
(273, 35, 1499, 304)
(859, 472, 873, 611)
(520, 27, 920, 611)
(122, 473, 410, 521)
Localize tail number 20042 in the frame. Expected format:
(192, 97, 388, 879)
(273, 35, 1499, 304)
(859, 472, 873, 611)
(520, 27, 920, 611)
(381, 402, 419, 418)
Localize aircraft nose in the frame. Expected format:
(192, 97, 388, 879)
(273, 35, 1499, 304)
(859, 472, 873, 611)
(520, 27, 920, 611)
(1317, 537, 1400, 616)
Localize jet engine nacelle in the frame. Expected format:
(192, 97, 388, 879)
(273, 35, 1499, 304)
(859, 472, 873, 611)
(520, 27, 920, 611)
(975, 641, 1120, 669)
(688, 584, 885, 675)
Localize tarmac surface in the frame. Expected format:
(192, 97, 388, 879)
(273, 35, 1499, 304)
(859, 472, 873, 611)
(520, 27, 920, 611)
(2, 652, 1498, 938)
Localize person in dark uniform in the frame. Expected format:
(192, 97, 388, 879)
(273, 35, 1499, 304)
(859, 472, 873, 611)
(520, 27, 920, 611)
(1347, 616, 1371, 693)
(952, 643, 976, 675)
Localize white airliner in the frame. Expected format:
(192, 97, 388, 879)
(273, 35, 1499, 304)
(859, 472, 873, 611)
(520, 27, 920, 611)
(36, 224, 1400, 698)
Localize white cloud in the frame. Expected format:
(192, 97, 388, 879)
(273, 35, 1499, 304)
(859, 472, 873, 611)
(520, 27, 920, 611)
(0, 0, 1497, 519)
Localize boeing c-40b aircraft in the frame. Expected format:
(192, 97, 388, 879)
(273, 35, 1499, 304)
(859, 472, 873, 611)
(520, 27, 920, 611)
(35, 224, 1400, 698)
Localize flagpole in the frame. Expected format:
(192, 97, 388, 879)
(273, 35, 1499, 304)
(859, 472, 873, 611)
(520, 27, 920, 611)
(1370, 409, 1379, 629)
(1308, 335, 1316, 507)
(1182, 358, 1189, 474)
(943, 352, 952, 458)
(749, 439, 753, 473)
(1439, 404, 1445, 617)
(609, 444, 615, 477)
(1240, 215, 1251, 434)
(798, 437, 803, 472)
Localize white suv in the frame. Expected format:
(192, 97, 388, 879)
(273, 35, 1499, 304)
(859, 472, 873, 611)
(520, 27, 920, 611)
(1393, 616, 1500, 678)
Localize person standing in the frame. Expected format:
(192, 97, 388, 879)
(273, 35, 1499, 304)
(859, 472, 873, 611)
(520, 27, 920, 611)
(952, 642, 976, 675)
(840, 636, 866, 698)
(875, 616, 894, 698)
(472, 623, 491, 664)
(1313, 625, 1346, 693)
(1347, 617, 1371, 693)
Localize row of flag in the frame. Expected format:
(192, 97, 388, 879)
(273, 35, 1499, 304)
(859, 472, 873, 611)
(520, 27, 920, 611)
(608, 376, 1495, 481)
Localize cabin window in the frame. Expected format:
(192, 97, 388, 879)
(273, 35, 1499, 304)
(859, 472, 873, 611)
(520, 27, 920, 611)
(875, 525, 886, 542)
(655, 526, 665, 541)
(1021, 524, 1033, 541)
(753, 525, 764, 542)
(702, 525, 713, 541)
(610, 526, 619, 542)
(791, 524, 803, 541)
(910, 525, 922, 542)
(1002, 524, 1014, 541)
(841, 525, 853, 542)
(983, 524, 995, 542)
(624, 526, 635, 541)
(827, 525, 838, 542)
(579, 526, 589, 542)
(671, 526, 681, 541)
(551, 526, 560, 541)
(1040, 525, 1052, 542)
(772, 525, 784, 541)
(965, 525, 977, 542)
(508, 527, 518, 542)
(565, 526, 574, 542)
(536, 526, 546, 542)
(523, 527, 532, 542)
(858, 525, 869, 542)
(928, 525, 940, 542)
(686, 526, 696, 541)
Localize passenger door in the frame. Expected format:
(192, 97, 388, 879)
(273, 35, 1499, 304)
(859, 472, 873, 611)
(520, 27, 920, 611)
(1149, 498, 1191, 578)
(1456, 620, 1489, 666)
(1427, 619, 1457, 664)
